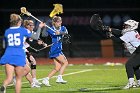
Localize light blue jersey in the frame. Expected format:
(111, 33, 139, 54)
(47, 26, 68, 58)
(0, 26, 32, 66)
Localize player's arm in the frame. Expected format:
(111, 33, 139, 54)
(108, 32, 124, 43)
(55, 26, 68, 35)
(108, 28, 122, 36)
(60, 26, 68, 35)
(30, 22, 45, 40)
(110, 36, 124, 43)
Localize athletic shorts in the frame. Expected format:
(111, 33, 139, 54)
(49, 51, 64, 59)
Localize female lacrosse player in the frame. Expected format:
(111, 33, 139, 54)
(108, 19, 140, 89)
(12, 20, 45, 88)
(0, 13, 43, 93)
(42, 16, 69, 86)
(23, 20, 44, 86)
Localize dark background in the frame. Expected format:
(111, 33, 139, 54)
(0, 0, 140, 57)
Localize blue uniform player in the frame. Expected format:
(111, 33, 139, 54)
(42, 16, 69, 87)
(0, 13, 44, 93)
(48, 25, 68, 58)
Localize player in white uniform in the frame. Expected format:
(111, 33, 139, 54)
(23, 20, 43, 86)
(108, 20, 140, 89)
(24, 20, 45, 87)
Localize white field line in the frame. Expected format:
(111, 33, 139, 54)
(36, 68, 125, 71)
(8, 69, 93, 87)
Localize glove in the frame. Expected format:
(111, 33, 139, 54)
(103, 26, 110, 31)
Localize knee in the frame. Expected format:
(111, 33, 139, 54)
(31, 64, 36, 69)
(63, 61, 68, 66)
(24, 66, 31, 74)
(55, 66, 61, 71)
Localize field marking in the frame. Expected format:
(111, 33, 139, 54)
(5, 68, 125, 86)
(8, 69, 93, 86)
(35, 68, 125, 71)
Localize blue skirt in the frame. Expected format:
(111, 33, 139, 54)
(0, 55, 26, 67)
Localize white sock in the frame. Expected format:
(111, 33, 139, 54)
(33, 78, 36, 82)
(129, 78, 135, 83)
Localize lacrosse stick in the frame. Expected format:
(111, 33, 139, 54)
(20, 7, 55, 31)
(29, 34, 71, 52)
(29, 41, 57, 52)
(20, 4, 63, 31)
(28, 43, 52, 52)
(36, 43, 53, 52)
(29, 46, 38, 52)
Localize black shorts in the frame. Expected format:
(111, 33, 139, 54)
(26, 52, 32, 63)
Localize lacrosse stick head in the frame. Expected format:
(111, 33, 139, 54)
(90, 14, 104, 31)
(49, 4, 63, 18)
(61, 34, 71, 44)
(20, 7, 31, 16)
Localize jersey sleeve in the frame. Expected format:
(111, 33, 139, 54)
(61, 26, 68, 34)
(120, 32, 132, 43)
(23, 28, 32, 38)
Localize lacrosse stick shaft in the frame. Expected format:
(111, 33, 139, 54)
(37, 44, 53, 51)
(29, 46, 38, 52)
(29, 15, 55, 32)
(21, 7, 55, 32)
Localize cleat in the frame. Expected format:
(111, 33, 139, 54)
(42, 78, 51, 87)
(0, 86, 6, 93)
(56, 79, 67, 84)
(123, 82, 137, 89)
(136, 83, 140, 87)
(34, 80, 42, 85)
(31, 82, 41, 88)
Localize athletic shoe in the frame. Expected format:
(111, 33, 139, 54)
(42, 78, 51, 87)
(31, 82, 41, 88)
(56, 78, 67, 84)
(136, 83, 140, 87)
(123, 81, 137, 89)
(33, 80, 42, 85)
(0, 86, 6, 93)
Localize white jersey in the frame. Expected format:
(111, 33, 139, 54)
(24, 42, 30, 52)
(23, 30, 34, 52)
(120, 30, 140, 54)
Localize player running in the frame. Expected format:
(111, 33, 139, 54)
(0, 13, 43, 93)
(42, 16, 69, 87)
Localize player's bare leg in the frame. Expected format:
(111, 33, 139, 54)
(15, 66, 24, 93)
(56, 55, 68, 84)
(29, 55, 41, 85)
(0, 64, 15, 93)
(13, 60, 40, 88)
(42, 59, 61, 86)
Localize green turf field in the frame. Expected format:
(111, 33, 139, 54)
(0, 64, 140, 93)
